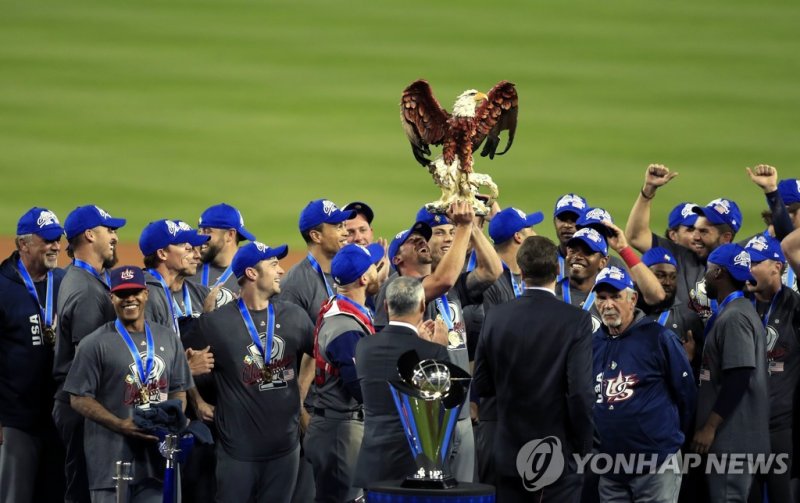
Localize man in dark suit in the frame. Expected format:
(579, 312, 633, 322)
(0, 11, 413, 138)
(353, 276, 450, 490)
(474, 235, 595, 502)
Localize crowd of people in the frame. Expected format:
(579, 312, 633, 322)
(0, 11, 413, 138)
(1, 163, 799, 503)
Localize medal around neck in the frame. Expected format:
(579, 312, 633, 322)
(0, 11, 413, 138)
(387, 350, 472, 489)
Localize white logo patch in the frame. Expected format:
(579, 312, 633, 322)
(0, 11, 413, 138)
(36, 210, 59, 227)
(322, 200, 337, 216)
(556, 194, 586, 210)
(514, 208, 526, 219)
(598, 266, 625, 282)
(585, 208, 611, 222)
(254, 241, 267, 252)
(680, 203, 696, 218)
(121, 268, 135, 280)
(165, 220, 179, 236)
(95, 206, 111, 219)
(176, 221, 192, 231)
(575, 228, 602, 243)
(708, 198, 731, 215)
(395, 230, 406, 240)
(733, 251, 751, 268)
(747, 236, 768, 252)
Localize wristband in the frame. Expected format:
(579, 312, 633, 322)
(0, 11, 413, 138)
(640, 188, 655, 200)
(619, 246, 641, 268)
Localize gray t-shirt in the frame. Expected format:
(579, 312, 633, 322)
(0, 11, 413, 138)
(182, 300, 314, 461)
(653, 235, 706, 307)
(696, 296, 770, 455)
(144, 272, 210, 335)
(187, 263, 239, 308)
(54, 264, 116, 401)
(278, 257, 335, 323)
(63, 321, 192, 490)
(557, 280, 602, 333)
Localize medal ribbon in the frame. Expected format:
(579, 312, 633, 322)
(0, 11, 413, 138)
(201, 263, 233, 288)
(17, 259, 53, 329)
(114, 319, 154, 389)
(752, 288, 782, 328)
(147, 269, 179, 333)
(657, 310, 670, 327)
(73, 258, 110, 287)
(502, 262, 523, 298)
(237, 298, 274, 370)
(172, 283, 193, 319)
(561, 279, 595, 311)
(787, 268, 796, 291)
(704, 291, 744, 336)
(557, 254, 566, 283)
(307, 253, 334, 297)
(435, 296, 455, 331)
(465, 250, 477, 273)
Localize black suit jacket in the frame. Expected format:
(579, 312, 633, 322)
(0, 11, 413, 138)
(473, 288, 594, 477)
(353, 323, 450, 488)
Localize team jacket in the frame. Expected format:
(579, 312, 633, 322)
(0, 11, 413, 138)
(593, 311, 696, 468)
(0, 253, 64, 433)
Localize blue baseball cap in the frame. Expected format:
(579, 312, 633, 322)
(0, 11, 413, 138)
(343, 201, 375, 224)
(299, 199, 355, 233)
(331, 243, 384, 285)
(231, 241, 289, 278)
(744, 234, 785, 263)
(692, 198, 742, 233)
(388, 221, 433, 266)
(708, 243, 755, 283)
(566, 228, 608, 256)
(139, 220, 210, 256)
(642, 247, 679, 269)
(415, 207, 451, 228)
(488, 207, 544, 244)
(108, 266, 147, 293)
(577, 207, 613, 227)
(17, 207, 65, 241)
(592, 266, 635, 292)
(198, 203, 256, 242)
(778, 179, 800, 205)
(667, 202, 699, 229)
(553, 193, 588, 219)
(64, 205, 127, 240)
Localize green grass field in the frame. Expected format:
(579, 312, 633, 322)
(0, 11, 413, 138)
(2, 0, 799, 250)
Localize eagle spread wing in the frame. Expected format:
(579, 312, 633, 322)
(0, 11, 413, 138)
(473, 81, 518, 159)
(400, 80, 450, 167)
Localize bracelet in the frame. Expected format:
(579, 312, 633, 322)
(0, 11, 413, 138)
(640, 188, 655, 200)
(619, 246, 641, 268)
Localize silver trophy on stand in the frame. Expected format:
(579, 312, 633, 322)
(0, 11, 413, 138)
(113, 461, 133, 503)
(388, 350, 472, 489)
(159, 434, 180, 503)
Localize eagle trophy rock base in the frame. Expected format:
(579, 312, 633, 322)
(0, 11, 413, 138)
(424, 155, 498, 216)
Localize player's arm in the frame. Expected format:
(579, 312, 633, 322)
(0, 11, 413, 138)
(187, 387, 214, 422)
(625, 164, 679, 253)
(326, 330, 365, 402)
(70, 394, 158, 441)
(465, 221, 503, 293)
(747, 164, 795, 239)
(168, 390, 187, 412)
(422, 201, 473, 302)
(782, 226, 800, 276)
(605, 221, 666, 305)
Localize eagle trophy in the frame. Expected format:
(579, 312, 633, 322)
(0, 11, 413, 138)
(400, 79, 518, 215)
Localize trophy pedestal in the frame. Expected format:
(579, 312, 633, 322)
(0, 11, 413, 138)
(366, 481, 495, 502)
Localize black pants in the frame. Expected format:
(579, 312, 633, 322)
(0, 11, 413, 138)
(52, 399, 89, 503)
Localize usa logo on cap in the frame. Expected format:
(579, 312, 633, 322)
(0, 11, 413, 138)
(176, 221, 192, 231)
(680, 204, 695, 218)
(556, 195, 586, 210)
(255, 241, 267, 252)
(322, 200, 337, 216)
(598, 266, 625, 282)
(95, 206, 111, 219)
(37, 210, 59, 228)
(121, 268, 135, 280)
(585, 208, 611, 221)
(709, 198, 731, 215)
(734, 251, 751, 268)
(165, 220, 179, 236)
(747, 236, 768, 252)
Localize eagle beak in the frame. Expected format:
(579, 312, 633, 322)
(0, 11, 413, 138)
(474, 92, 488, 103)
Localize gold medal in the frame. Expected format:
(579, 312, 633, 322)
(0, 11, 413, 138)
(43, 326, 56, 346)
(448, 330, 461, 347)
(139, 386, 150, 405)
(262, 367, 273, 382)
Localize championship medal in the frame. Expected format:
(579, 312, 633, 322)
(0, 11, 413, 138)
(44, 326, 56, 346)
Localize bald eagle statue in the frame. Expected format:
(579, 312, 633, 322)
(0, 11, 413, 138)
(401, 79, 518, 214)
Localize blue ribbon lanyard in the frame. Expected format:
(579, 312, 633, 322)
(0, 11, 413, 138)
(787, 268, 796, 291)
(202, 263, 233, 288)
(503, 262, 523, 298)
(435, 296, 455, 331)
(17, 259, 53, 328)
(336, 294, 374, 323)
(114, 319, 154, 389)
(146, 269, 179, 333)
(657, 310, 670, 327)
(705, 291, 744, 335)
(237, 298, 274, 369)
(561, 279, 595, 311)
(557, 255, 565, 283)
(466, 250, 477, 273)
(172, 284, 193, 319)
(73, 258, 110, 287)
(752, 289, 781, 328)
(307, 253, 334, 297)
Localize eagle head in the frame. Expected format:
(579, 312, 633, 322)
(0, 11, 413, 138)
(452, 89, 488, 118)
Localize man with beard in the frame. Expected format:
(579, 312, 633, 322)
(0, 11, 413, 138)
(305, 243, 383, 502)
(191, 203, 257, 307)
(0, 208, 66, 503)
(692, 244, 769, 502)
(626, 164, 740, 306)
(65, 266, 192, 503)
(139, 219, 211, 338)
(592, 266, 695, 503)
(54, 204, 126, 503)
(553, 193, 588, 282)
(183, 242, 314, 503)
(742, 235, 800, 502)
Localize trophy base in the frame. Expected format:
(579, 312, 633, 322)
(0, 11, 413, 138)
(401, 475, 458, 490)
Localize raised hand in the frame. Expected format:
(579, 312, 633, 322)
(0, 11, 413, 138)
(746, 164, 778, 193)
(642, 164, 678, 198)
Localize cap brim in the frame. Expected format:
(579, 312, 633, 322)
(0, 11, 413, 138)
(525, 211, 544, 227)
(344, 202, 374, 224)
(408, 221, 433, 242)
(269, 244, 289, 260)
(567, 235, 607, 256)
(36, 227, 65, 241)
(554, 207, 583, 219)
(110, 283, 147, 293)
(325, 209, 356, 224)
(104, 217, 127, 229)
(592, 279, 629, 292)
(365, 243, 385, 265)
(691, 207, 727, 226)
(237, 227, 256, 242)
